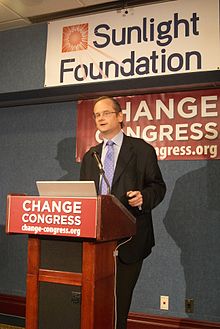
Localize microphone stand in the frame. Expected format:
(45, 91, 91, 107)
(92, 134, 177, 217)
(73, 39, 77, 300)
(100, 169, 111, 195)
(92, 151, 111, 195)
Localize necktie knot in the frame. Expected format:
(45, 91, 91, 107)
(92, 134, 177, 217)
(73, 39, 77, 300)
(106, 140, 114, 147)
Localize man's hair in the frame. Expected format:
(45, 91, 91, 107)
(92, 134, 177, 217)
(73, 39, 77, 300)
(94, 96, 123, 127)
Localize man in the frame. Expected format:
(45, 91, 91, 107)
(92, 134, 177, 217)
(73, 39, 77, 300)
(80, 96, 166, 329)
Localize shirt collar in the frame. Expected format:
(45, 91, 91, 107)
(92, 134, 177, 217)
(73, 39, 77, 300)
(103, 130, 124, 147)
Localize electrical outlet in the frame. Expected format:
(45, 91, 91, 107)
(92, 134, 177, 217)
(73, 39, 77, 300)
(71, 291, 81, 304)
(160, 295, 169, 310)
(185, 298, 194, 313)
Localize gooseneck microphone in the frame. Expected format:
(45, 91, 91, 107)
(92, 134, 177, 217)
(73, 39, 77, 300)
(92, 151, 104, 173)
(92, 151, 111, 194)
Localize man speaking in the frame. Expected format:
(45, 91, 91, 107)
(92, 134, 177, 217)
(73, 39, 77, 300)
(80, 96, 166, 329)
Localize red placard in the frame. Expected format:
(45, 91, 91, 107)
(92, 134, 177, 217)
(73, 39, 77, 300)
(6, 195, 97, 238)
(76, 89, 220, 161)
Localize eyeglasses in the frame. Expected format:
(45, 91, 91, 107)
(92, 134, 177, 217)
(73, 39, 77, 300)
(93, 111, 117, 119)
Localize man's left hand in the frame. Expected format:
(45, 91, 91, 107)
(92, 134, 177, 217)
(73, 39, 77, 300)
(127, 190, 143, 208)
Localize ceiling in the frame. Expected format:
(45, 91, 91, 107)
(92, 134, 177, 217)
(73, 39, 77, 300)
(0, 0, 173, 32)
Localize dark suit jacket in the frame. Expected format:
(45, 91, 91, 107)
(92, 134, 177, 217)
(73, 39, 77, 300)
(80, 134, 166, 264)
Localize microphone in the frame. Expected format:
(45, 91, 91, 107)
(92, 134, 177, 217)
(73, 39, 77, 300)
(92, 151, 111, 194)
(92, 151, 104, 174)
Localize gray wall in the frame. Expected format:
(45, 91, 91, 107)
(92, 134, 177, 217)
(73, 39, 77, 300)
(0, 23, 47, 93)
(0, 102, 80, 296)
(0, 22, 219, 323)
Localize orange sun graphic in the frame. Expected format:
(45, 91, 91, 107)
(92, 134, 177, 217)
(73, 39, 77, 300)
(62, 23, 88, 52)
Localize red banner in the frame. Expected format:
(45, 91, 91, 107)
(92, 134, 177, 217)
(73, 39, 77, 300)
(6, 195, 97, 238)
(76, 89, 219, 161)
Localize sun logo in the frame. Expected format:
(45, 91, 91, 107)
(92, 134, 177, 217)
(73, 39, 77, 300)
(62, 24, 88, 52)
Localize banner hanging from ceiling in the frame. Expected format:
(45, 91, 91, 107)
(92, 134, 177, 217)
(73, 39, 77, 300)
(76, 89, 219, 161)
(44, 0, 220, 87)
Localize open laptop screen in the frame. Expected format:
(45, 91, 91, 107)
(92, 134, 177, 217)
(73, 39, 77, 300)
(36, 181, 97, 197)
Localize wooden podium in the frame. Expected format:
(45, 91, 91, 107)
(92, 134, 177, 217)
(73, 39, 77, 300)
(6, 194, 136, 329)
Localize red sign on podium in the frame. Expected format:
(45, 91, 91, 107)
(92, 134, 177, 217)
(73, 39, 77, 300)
(6, 195, 97, 238)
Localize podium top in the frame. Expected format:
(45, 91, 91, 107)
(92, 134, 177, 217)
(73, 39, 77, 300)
(36, 181, 97, 197)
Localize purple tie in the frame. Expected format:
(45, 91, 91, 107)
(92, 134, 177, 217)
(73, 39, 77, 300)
(101, 140, 114, 194)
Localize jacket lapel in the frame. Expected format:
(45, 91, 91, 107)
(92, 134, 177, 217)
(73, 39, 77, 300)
(93, 143, 103, 192)
(112, 135, 133, 187)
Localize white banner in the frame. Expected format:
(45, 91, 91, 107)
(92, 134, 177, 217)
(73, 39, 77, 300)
(45, 0, 220, 87)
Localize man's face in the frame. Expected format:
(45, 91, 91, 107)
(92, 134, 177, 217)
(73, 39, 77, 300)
(93, 99, 123, 139)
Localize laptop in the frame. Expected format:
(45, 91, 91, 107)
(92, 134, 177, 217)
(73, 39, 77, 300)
(36, 181, 97, 197)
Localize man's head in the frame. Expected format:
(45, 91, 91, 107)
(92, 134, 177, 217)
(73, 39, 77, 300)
(93, 96, 123, 139)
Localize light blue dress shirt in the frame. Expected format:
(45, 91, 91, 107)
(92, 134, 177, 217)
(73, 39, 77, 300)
(101, 130, 124, 170)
